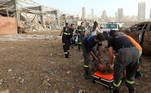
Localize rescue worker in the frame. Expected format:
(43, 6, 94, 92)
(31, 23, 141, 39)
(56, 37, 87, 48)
(108, 30, 142, 93)
(91, 21, 103, 62)
(60, 23, 75, 58)
(76, 22, 86, 51)
(85, 22, 92, 37)
(82, 34, 105, 79)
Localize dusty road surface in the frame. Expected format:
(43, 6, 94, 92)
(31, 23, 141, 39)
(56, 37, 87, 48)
(0, 32, 150, 93)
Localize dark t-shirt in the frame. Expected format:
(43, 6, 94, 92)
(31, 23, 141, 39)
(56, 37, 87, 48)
(63, 26, 69, 33)
(108, 35, 134, 51)
(77, 26, 85, 36)
(83, 35, 102, 52)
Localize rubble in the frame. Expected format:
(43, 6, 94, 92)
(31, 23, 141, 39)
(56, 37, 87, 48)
(0, 90, 9, 93)
(7, 69, 12, 72)
(121, 22, 151, 55)
(0, 34, 61, 41)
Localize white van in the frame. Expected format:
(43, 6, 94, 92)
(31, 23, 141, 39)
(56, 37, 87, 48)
(102, 22, 123, 32)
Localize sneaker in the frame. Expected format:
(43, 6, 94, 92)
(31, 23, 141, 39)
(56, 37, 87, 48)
(84, 74, 91, 80)
(135, 71, 143, 79)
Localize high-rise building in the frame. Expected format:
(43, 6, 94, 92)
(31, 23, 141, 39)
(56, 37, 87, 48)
(91, 9, 94, 19)
(101, 10, 108, 19)
(101, 10, 108, 22)
(117, 8, 123, 22)
(115, 12, 118, 21)
(82, 7, 86, 19)
(138, 2, 146, 21)
(150, 9, 151, 20)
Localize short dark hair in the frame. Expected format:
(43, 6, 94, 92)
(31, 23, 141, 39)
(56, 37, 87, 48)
(81, 22, 84, 25)
(96, 34, 105, 41)
(71, 24, 74, 26)
(109, 30, 116, 36)
(65, 23, 68, 26)
(109, 30, 124, 37)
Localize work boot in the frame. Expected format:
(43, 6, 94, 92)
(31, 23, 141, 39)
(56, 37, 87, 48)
(65, 54, 69, 58)
(113, 89, 119, 93)
(129, 88, 134, 93)
(78, 46, 81, 51)
(68, 52, 72, 57)
(84, 70, 91, 80)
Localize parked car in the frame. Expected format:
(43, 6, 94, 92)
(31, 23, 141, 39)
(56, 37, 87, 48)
(123, 22, 151, 55)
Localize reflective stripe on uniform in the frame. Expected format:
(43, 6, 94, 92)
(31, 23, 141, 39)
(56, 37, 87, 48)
(78, 42, 82, 44)
(64, 52, 68, 54)
(126, 80, 135, 84)
(77, 29, 82, 32)
(83, 65, 89, 68)
(64, 33, 71, 35)
(113, 80, 122, 87)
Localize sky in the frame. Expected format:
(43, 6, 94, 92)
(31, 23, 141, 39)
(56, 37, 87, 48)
(33, 0, 151, 18)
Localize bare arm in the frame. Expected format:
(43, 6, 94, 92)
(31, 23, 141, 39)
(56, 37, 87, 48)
(59, 29, 64, 36)
(90, 51, 98, 61)
(98, 46, 103, 58)
(108, 47, 114, 65)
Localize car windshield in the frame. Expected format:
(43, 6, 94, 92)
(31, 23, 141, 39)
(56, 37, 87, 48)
(104, 24, 118, 29)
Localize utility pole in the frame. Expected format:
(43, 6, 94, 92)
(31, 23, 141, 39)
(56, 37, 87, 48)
(14, 0, 20, 33)
(6, 9, 9, 17)
(40, 6, 45, 29)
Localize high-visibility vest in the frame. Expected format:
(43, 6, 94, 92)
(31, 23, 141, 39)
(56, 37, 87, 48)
(63, 27, 71, 35)
(125, 35, 142, 51)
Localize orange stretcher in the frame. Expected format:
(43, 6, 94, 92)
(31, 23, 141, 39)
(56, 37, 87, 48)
(92, 72, 114, 93)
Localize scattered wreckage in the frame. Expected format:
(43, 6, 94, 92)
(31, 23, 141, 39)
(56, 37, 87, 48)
(122, 22, 151, 55)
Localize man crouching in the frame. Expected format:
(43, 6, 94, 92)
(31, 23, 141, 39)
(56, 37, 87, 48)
(82, 34, 105, 79)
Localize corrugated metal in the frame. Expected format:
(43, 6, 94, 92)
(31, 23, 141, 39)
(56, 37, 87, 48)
(0, 0, 15, 16)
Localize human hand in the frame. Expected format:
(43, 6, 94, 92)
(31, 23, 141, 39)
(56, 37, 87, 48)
(109, 64, 114, 71)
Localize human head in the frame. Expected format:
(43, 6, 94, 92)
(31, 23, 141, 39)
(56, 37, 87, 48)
(94, 21, 98, 27)
(81, 22, 84, 27)
(71, 24, 75, 29)
(93, 21, 98, 31)
(109, 30, 116, 37)
(94, 33, 105, 42)
(65, 23, 68, 26)
(86, 22, 89, 26)
(109, 30, 125, 37)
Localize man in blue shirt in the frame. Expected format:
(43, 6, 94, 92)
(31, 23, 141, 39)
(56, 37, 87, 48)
(82, 34, 105, 79)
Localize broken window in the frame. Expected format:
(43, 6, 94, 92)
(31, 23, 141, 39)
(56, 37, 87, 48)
(137, 24, 144, 31)
(149, 24, 151, 31)
(143, 24, 147, 30)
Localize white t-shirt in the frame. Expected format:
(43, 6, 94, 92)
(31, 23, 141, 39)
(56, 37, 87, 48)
(91, 27, 100, 36)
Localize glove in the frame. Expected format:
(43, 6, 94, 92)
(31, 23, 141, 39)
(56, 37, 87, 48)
(96, 58, 102, 64)
(98, 58, 102, 63)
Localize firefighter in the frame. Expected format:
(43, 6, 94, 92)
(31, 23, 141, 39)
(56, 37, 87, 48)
(76, 22, 86, 51)
(60, 23, 75, 58)
(89, 21, 103, 63)
(82, 34, 105, 79)
(108, 30, 142, 93)
(85, 22, 92, 37)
